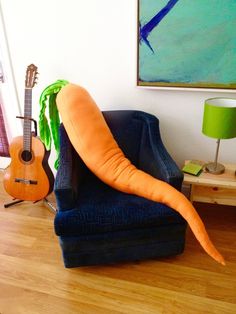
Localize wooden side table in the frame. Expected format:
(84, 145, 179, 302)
(183, 162, 236, 206)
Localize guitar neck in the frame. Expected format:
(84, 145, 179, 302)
(23, 88, 32, 151)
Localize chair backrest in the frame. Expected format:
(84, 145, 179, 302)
(102, 110, 159, 168)
(58, 110, 182, 190)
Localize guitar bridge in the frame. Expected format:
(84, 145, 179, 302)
(15, 178, 38, 185)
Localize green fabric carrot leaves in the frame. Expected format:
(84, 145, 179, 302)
(39, 80, 69, 169)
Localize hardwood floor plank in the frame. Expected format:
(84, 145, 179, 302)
(0, 240, 61, 265)
(0, 282, 120, 314)
(0, 253, 234, 314)
(0, 253, 235, 314)
(0, 230, 36, 248)
(82, 261, 236, 303)
(162, 249, 236, 278)
(0, 210, 54, 239)
(0, 254, 158, 314)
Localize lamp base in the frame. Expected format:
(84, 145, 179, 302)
(205, 162, 225, 175)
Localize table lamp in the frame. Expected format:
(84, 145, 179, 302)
(202, 98, 236, 174)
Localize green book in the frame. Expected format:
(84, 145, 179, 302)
(182, 162, 203, 176)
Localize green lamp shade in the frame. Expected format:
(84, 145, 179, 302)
(202, 98, 236, 139)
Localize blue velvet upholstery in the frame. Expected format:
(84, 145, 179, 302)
(54, 110, 187, 267)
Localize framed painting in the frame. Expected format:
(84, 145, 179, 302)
(137, 0, 236, 91)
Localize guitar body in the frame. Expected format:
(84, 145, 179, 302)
(3, 136, 54, 201)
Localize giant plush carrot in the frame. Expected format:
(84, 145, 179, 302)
(43, 83, 225, 265)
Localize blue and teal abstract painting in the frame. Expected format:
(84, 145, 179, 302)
(138, 0, 236, 89)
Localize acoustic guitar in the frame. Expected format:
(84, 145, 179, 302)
(3, 64, 54, 201)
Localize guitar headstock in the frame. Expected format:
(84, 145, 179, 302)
(25, 64, 38, 88)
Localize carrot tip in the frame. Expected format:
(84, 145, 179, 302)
(216, 255, 226, 266)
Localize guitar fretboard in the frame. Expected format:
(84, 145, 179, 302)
(23, 88, 32, 152)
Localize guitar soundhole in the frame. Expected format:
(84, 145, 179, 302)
(21, 150, 32, 162)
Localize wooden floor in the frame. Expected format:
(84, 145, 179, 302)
(0, 171, 236, 314)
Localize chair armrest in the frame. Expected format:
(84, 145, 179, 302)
(138, 118, 183, 191)
(54, 124, 77, 211)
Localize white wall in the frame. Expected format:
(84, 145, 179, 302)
(1, 0, 236, 170)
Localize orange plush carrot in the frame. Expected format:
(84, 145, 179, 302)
(56, 83, 225, 265)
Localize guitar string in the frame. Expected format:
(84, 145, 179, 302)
(23, 88, 32, 187)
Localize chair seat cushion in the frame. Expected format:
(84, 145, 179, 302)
(55, 174, 186, 237)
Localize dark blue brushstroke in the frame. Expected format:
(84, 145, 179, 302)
(140, 0, 180, 53)
(139, 78, 172, 83)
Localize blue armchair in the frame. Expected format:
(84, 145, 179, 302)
(54, 110, 187, 267)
